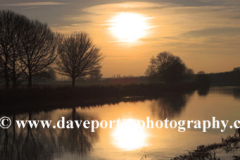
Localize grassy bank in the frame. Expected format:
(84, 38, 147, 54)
(0, 82, 199, 114)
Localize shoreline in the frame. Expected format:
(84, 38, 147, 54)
(0, 83, 200, 114)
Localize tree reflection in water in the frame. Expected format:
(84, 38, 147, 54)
(197, 87, 210, 97)
(58, 107, 99, 156)
(210, 87, 240, 100)
(0, 108, 99, 160)
(232, 88, 240, 100)
(151, 92, 194, 119)
(0, 113, 58, 160)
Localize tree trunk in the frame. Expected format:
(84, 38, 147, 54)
(28, 75, 32, 88)
(4, 67, 9, 89)
(12, 72, 17, 89)
(72, 77, 76, 87)
(12, 79, 16, 89)
(12, 53, 17, 89)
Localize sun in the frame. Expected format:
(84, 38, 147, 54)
(108, 12, 149, 43)
(112, 119, 147, 150)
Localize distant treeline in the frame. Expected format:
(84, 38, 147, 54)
(92, 69, 240, 86)
(99, 76, 148, 84)
(206, 69, 240, 86)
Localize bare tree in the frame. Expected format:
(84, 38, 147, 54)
(233, 67, 240, 72)
(146, 52, 187, 83)
(56, 32, 103, 87)
(0, 10, 29, 88)
(19, 20, 57, 87)
(88, 67, 102, 83)
(0, 10, 12, 89)
(0, 10, 57, 88)
(145, 56, 158, 77)
(197, 71, 205, 75)
(33, 67, 56, 83)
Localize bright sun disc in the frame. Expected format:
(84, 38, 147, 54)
(109, 13, 149, 43)
(112, 119, 147, 150)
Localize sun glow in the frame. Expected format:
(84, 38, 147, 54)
(108, 13, 149, 43)
(112, 119, 147, 150)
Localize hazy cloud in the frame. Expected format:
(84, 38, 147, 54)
(1, 2, 66, 7)
(182, 28, 240, 37)
(233, 16, 240, 19)
(83, 2, 167, 14)
(161, 0, 210, 6)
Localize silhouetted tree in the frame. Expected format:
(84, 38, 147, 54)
(185, 68, 195, 80)
(197, 71, 205, 74)
(185, 68, 194, 75)
(145, 57, 159, 83)
(56, 32, 103, 87)
(145, 57, 157, 77)
(0, 10, 28, 88)
(33, 67, 56, 83)
(88, 67, 102, 83)
(196, 74, 210, 87)
(0, 66, 4, 83)
(233, 67, 240, 72)
(19, 20, 57, 88)
(146, 52, 187, 83)
(0, 10, 58, 88)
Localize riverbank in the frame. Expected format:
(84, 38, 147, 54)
(0, 82, 199, 114)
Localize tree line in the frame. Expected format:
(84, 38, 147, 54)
(0, 10, 103, 88)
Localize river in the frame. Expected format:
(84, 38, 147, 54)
(1, 87, 240, 160)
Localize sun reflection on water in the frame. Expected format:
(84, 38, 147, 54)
(112, 119, 148, 150)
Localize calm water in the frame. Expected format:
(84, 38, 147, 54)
(1, 87, 240, 160)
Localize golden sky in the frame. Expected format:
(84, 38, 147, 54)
(1, 0, 240, 77)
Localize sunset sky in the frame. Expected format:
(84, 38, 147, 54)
(1, 0, 240, 77)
